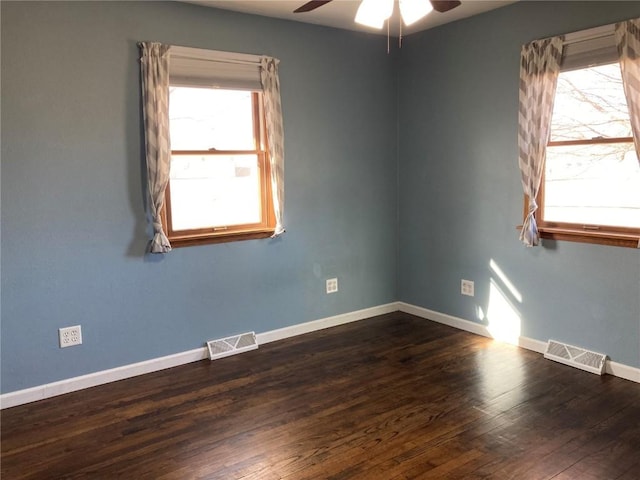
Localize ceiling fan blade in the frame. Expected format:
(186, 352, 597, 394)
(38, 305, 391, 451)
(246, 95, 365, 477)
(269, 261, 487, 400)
(293, 0, 333, 13)
(430, 0, 461, 13)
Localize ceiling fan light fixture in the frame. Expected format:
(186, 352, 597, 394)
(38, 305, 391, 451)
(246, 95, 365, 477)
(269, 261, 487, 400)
(399, 0, 433, 26)
(355, 0, 394, 29)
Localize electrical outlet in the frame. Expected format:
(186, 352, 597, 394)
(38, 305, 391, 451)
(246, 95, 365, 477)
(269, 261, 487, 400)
(59, 325, 82, 348)
(461, 279, 474, 297)
(326, 278, 338, 294)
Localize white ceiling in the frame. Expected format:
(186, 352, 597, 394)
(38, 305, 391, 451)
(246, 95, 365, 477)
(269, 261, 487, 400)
(184, 0, 516, 37)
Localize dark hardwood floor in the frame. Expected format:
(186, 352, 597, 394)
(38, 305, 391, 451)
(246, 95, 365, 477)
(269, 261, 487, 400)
(2, 312, 640, 479)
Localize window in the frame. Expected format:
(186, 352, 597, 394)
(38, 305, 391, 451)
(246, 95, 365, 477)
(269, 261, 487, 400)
(535, 62, 640, 247)
(163, 87, 275, 247)
(139, 44, 285, 250)
(521, 22, 640, 248)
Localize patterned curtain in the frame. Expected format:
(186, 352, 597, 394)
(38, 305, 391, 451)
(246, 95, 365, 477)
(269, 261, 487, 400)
(518, 36, 563, 247)
(260, 57, 286, 237)
(139, 42, 172, 253)
(615, 18, 640, 165)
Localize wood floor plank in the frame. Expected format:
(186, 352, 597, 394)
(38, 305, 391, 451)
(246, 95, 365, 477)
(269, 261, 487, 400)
(2, 312, 639, 479)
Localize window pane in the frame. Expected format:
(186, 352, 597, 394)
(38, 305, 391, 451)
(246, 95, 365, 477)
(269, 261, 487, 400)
(545, 143, 640, 228)
(169, 87, 255, 151)
(169, 154, 262, 230)
(550, 63, 632, 141)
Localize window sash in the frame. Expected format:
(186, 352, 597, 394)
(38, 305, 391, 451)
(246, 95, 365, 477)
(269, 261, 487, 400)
(537, 149, 639, 234)
(531, 137, 640, 247)
(164, 151, 273, 238)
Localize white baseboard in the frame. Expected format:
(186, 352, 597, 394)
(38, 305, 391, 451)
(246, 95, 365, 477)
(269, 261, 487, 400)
(0, 302, 399, 409)
(397, 302, 547, 352)
(397, 302, 640, 384)
(0, 348, 210, 410)
(3, 301, 637, 409)
(604, 359, 640, 382)
(256, 302, 399, 344)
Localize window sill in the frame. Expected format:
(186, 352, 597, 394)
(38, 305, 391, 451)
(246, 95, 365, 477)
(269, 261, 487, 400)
(168, 228, 275, 248)
(516, 225, 640, 248)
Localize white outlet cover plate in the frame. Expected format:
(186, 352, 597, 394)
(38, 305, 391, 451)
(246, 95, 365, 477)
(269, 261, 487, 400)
(461, 280, 474, 297)
(59, 325, 83, 348)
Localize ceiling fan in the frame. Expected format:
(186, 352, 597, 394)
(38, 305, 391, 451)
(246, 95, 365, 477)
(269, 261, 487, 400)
(294, 0, 462, 29)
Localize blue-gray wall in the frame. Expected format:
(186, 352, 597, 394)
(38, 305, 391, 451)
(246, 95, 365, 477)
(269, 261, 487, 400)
(2, 1, 639, 395)
(0, 1, 398, 393)
(398, 1, 640, 368)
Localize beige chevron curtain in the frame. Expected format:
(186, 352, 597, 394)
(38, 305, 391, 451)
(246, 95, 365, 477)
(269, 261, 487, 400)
(139, 42, 172, 253)
(518, 36, 564, 247)
(615, 18, 640, 165)
(260, 57, 285, 237)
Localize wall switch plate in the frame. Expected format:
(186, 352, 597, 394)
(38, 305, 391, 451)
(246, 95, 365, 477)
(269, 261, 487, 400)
(326, 278, 338, 294)
(461, 279, 474, 297)
(59, 325, 82, 348)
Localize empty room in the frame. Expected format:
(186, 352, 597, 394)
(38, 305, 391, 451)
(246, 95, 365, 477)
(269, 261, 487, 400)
(1, 1, 639, 478)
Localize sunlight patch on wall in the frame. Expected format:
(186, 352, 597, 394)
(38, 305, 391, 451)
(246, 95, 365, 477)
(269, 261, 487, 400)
(486, 280, 522, 344)
(489, 259, 522, 303)
(484, 259, 522, 345)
